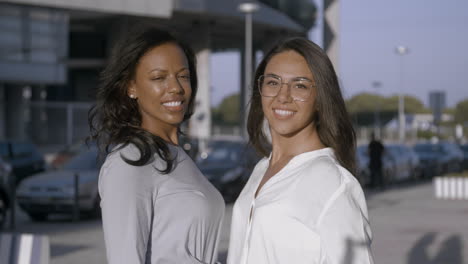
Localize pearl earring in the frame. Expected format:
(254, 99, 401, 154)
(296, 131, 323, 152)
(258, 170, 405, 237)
(129, 94, 136, 99)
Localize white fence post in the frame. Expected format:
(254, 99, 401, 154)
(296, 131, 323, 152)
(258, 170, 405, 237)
(0, 233, 50, 264)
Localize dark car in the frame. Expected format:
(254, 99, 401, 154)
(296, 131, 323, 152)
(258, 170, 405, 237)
(196, 140, 260, 203)
(413, 143, 444, 177)
(413, 142, 463, 177)
(439, 142, 464, 173)
(460, 144, 468, 170)
(0, 157, 13, 228)
(0, 141, 45, 184)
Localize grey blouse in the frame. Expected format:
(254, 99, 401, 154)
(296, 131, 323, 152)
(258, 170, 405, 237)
(99, 144, 225, 264)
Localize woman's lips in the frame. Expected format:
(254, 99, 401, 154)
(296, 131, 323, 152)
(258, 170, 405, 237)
(162, 100, 184, 112)
(272, 108, 296, 119)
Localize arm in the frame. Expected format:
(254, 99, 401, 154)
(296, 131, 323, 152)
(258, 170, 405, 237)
(99, 156, 154, 264)
(316, 186, 374, 264)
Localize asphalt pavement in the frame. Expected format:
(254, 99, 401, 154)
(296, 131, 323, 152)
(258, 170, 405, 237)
(2, 180, 467, 264)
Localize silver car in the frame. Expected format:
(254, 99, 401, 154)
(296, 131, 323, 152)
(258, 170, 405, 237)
(16, 147, 102, 221)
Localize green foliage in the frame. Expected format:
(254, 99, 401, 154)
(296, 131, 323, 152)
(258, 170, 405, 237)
(454, 99, 468, 125)
(212, 93, 240, 125)
(346, 93, 385, 113)
(347, 93, 429, 114)
(417, 130, 438, 140)
(346, 93, 432, 126)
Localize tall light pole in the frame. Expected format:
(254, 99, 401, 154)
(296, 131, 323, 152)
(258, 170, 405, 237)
(238, 2, 259, 139)
(395, 45, 409, 143)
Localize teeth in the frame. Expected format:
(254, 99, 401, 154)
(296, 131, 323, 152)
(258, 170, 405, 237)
(163, 101, 182, 107)
(274, 109, 294, 116)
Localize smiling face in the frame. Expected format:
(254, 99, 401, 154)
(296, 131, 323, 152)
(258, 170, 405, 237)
(261, 50, 317, 137)
(128, 42, 192, 135)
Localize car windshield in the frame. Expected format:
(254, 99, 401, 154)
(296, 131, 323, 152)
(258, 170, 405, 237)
(414, 144, 442, 153)
(62, 148, 99, 170)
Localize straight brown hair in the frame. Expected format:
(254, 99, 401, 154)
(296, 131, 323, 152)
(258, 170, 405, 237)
(247, 37, 357, 174)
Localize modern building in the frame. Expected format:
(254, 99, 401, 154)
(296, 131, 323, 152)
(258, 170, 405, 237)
(0, 0, 316, 146)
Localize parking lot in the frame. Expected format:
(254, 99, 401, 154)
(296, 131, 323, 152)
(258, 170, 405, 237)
(1, 180, 467, 264)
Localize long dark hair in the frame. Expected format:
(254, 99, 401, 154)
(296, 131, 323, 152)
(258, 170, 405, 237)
(88, 26, 198, 173)
(247, 37, 357, 174)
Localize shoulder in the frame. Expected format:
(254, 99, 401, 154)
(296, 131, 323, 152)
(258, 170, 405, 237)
(287, 155, 343, 212)
(99, 144, 159, 191)
(296, 155, 343, 191)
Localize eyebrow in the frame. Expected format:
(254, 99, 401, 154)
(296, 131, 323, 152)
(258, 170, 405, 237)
(147, 67, 189, 74)
(264, 73, 313, 82)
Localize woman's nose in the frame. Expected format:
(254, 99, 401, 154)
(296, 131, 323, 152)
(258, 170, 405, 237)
(167, 76, 184, 94)
(275, 83, 292, 103)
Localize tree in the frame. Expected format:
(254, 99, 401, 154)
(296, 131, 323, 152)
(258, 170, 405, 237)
(346, 92, 430, 126)
(454, 99, 468, 125)
(346, 92, 429, 114)
(212, 93, 240, 125)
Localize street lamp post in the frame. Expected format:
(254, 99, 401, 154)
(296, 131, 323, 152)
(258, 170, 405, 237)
(395, 45, 409, 143)
(238, 2, 259, 139)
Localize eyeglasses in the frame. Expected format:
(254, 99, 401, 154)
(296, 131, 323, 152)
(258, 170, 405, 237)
(258, 75, 315, 102)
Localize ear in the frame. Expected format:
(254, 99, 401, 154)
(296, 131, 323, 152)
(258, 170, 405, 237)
(127, 80, 137, 99)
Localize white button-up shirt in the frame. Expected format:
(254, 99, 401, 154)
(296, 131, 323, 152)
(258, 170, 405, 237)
(227, 148, 374, 264)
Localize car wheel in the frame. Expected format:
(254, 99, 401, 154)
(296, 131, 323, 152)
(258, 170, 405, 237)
(28, 212, 48, 222)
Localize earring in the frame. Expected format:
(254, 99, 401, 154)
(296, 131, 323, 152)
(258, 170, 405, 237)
(129, 94, 136, 99)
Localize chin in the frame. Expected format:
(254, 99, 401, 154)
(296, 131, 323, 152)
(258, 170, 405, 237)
(165, 117, 185, 125)
(270, 123, 300, 137)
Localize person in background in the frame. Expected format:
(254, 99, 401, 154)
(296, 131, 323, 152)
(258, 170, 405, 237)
(88, 26, 224, 264)
(227, 37, 374, 264)
(368, 132, 385, 190)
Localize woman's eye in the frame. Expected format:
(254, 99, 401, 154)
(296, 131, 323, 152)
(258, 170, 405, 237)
(178, 75, 191, 80)
(267, 81, 279, 86)
(151, 76, 165, 81)
(294, 81, 311, 89)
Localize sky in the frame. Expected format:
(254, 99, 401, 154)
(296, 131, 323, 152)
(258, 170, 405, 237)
(210, 0, 468, 108)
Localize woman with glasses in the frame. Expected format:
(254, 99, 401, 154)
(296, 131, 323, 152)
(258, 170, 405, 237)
(227, 37, 374, 264)
(88, 26, 224, 264)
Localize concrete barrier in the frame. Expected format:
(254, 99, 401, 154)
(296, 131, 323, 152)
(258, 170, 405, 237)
(0, 233, 49, 264)
(434, 176, 468, 200)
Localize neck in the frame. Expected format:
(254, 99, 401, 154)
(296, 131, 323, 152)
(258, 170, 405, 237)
(269, 123, 325, 164)
(141, 120, 179, 145)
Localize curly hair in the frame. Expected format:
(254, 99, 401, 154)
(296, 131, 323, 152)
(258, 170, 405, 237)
(247, 37, 357, 174)
(88, 26, 197, 173)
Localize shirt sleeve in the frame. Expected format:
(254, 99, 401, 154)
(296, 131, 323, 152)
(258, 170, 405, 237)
(316, 185, 374, 264)
(98, 155, 155, 264)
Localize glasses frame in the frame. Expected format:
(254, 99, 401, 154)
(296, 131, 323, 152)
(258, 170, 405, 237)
(257, 75, 316, 102)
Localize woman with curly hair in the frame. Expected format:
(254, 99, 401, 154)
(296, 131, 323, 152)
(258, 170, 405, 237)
(88, 26, 224, 264)
(227, 37, 374, 264)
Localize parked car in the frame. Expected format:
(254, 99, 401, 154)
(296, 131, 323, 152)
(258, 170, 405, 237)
(16, 146, 102, 221)
(356, 146, 370, 186)
(413, 143, 444, 177)
(0, 157, 13, 228)
(0, 141, 45, 184)
(356, 145, 397, 187)
(385, 144, 414, 182)
(439, 142, 464, 173)
(49, 141, 88, 169)
(196, 140, 260, 203)
(413, 142, 463, 177)
(460, 144, 468, 170)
